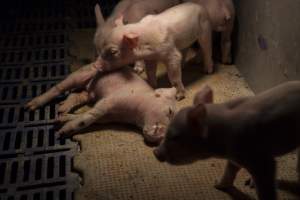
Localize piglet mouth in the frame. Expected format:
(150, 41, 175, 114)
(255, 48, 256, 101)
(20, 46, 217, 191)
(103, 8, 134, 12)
(143, 124, 166, 145)
(144, 135, 164, 146)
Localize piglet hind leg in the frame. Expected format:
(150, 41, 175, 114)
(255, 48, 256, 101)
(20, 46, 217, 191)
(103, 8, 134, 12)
(165, 49, 185, 101)
(198, 19, 214, 74)
(221, 24, 233, 64)
(215, 161, 241, 190)
(57, 97, 116, 137)
(145, 61, 158, 88)
(26, 64, 98, 110)
(58, 91, 90, 115)
(246, 157, 277, 200)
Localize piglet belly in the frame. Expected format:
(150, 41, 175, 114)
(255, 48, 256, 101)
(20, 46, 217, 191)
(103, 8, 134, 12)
(103, 105, 145, 127)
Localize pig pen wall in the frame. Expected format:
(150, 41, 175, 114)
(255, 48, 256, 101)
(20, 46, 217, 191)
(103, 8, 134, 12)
(234, 0, 300, 93)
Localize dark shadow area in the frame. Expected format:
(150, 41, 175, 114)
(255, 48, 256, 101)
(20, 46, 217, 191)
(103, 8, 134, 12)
(56, 122, 158, 147)
(156, 62, 210, 89)
(277, 179, 300, 197)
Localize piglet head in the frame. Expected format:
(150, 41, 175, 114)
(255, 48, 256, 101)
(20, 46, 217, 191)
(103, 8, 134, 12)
(143, 88, 177, 145)
(95, 22, 140, 70)
(154, 86, 214, 164)
(94, 3, 136, 70)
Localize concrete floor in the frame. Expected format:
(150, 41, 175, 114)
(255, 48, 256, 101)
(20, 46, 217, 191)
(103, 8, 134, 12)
(70, 30, 299, 200)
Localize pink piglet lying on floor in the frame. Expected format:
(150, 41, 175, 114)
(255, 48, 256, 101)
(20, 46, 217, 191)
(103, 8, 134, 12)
(26, 63, 176, 144)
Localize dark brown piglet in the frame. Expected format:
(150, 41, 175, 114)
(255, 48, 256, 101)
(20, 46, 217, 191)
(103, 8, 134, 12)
(154, 82, 300, 200)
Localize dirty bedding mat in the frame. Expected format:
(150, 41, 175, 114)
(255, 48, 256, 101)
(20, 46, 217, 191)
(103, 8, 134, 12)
(71, 63, 299, 200)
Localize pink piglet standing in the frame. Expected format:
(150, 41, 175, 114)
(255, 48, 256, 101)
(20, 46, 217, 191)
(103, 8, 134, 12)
(94, 2, 215, 101)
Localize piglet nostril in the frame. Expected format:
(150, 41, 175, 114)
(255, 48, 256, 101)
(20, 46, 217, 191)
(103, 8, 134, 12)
(153, 148, 166, 162)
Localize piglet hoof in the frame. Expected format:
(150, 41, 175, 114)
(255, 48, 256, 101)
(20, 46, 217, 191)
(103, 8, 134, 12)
(25, 99, 41, 111)
(175, 91, 185, 101)
(56, 114, 78, 123)
(133, 65, 144, 75)
(222, 56, 232, 65)
(58, 102, 73, 114)
(57, 125, 75, 138)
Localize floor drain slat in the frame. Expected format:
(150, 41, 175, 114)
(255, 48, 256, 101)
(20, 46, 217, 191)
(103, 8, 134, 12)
(0, 0, 80, 198)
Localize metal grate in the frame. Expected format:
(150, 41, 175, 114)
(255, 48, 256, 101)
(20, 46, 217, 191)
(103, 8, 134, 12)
(1, 185, 75, 200)
(0, 32, 68, 50)
(0, 1, 81, 198)
(0, 151, 78, 195)
(0, 20, 68, 34)
(0, 47, 67, 65)
(0, 63, 69, 83)
(0, 104, 58, 128)
(0, 0, 65, 20)
(5, 185, 77, 200)
(0, 81, 66, 103)
(0, 125, 76, 157)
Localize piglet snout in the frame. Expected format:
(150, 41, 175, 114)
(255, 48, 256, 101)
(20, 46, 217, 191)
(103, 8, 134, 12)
(93, 58, 106, 72)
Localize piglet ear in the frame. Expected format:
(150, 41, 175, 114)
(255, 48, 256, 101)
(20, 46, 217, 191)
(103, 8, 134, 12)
(122, 33, 139, 49)
(95, 4, 105, 27)
(193, 85, 213, 106)
(187, 104, 207, 127)
(114, 15, 124, 26)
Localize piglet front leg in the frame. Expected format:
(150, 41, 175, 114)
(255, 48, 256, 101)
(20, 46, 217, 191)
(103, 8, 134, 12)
(164, 49, 185, 100)
(215, 161, 241, 190)
(26, 64, 98, 110)
(58, 91, 90, 114)
(57, 97, 115, 137)
(197, 20, 214, 74)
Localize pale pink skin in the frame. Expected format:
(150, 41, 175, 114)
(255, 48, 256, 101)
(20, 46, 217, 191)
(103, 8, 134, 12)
(26, 64, 176, 144)
(94, 0, 181, 74)
(184, 0, 235, 64)
(95, 2, 213, 101)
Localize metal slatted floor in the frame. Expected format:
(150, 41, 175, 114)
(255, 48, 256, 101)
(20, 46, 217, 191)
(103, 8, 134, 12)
(0, 1, 81, 199)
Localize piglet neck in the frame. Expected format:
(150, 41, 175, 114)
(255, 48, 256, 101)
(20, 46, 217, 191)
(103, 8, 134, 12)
(205, 125, 230, 158)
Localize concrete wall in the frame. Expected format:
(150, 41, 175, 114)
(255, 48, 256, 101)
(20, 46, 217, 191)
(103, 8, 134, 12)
(234, 0, 300, 93)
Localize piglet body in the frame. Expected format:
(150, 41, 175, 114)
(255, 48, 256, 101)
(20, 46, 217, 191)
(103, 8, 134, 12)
(26, 64, 176, 144)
